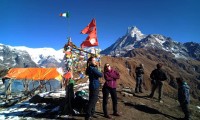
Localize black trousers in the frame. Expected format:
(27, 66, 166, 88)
(85, 88, 99, 118)
(102, 86, 118, 116)
(181, 103, 190, 120)
(150, 81, 163, 100)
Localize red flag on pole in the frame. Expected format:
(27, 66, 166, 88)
(81, 18, 96, 34)
(81, 18, 98, 48)
(81, 35, 98, 48)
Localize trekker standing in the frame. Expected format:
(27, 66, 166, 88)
(176, 77, 191, 120)
(85, 56, 103, 120)
(63, 78, 75, 116)
(102, 63, 120, 119)
(135, 64, 144, 93)
(149, 63, 167, 102)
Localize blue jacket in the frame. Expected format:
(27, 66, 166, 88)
(86, 65, 103, 90)
(178, 82, 190, 105)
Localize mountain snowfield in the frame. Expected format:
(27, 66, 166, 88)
(0, 43, 102, 68)
(127, 26, 145, 40)
(7, 45, 64, 64)
(101, 26, 200, 61)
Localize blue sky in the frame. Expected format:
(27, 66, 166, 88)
(0, 0, 200, 50)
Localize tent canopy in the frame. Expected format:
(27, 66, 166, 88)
(4, 68, 62, 81)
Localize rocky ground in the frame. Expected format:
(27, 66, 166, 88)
(1, 55, 200, 120)
(65, 87, 200, 120)
(0, 84, 200, 120)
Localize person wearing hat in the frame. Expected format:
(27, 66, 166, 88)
(149, 63, 167, 103)
(176, 77, 191, 120)
(135, 64, 144, 93)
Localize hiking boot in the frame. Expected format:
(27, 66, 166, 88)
(139, 90, 143, 93)
(159, 99, 163, 103)
(184, 115, 191, 120)
(148, 95, 153, 98)
(85, 117, 92, 120)
(104, 115, 112, 119)
(113, 113, 121, 116)
(92, 115, 98, 118)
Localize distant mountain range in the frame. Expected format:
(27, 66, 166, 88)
(0, 26, 199, 69)
(100, 26, 200, 61)
(99, 27, 200, 100)
(0, 44, 64, 69)
(0, 43, 99, 69)
(0, 26, 200, 100)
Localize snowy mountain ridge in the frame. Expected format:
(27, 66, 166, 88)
(100, 26, 200, 61)
(8, 45, 64, 64)
(0, 44, 37, 68)
(0, 43, 102, 68)
(126, 26, 145, 40)
(0, 43, 64, 68)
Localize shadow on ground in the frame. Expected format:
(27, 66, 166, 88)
(124, 102, 180, 120)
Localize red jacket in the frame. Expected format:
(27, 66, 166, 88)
(104, 69, 120, 88)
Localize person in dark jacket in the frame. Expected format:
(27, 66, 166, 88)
(176, 77, 190, 120)
(135, 64, 144, 93)
(102, 63, 120, 119)
(62, 78, 75, 116)
(85, 56, 103, 120)
(149, 63, 167, 102)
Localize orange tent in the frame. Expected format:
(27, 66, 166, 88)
(4, 68, 62, 81)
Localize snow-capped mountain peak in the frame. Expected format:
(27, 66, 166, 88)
(127, 26, 145, 40)
(0, 44, 37, 68)
(1, 43, 103, 68)
(8, 45, 64, 64)
(101, 26, 200, 60)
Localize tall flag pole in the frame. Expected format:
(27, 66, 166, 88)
(59, 11, 76, 115)
(60, 11, 70, 36)
(59, 11, 73, 86)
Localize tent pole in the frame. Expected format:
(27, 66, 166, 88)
(5, 79, 12, 100)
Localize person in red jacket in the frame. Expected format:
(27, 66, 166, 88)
(102, 63, 121, 119)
